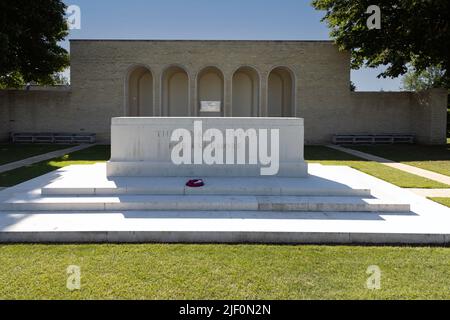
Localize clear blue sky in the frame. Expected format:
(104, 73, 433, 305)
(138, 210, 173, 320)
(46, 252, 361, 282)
(62, 0, 403, 91)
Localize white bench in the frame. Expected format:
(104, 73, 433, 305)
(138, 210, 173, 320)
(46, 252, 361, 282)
(11, 132, 96, 144)
(333, 134, 414, 145)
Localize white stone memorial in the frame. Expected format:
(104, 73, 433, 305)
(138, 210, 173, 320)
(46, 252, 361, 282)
(106, 117, 308, 177)
(0, 116, 431, 244)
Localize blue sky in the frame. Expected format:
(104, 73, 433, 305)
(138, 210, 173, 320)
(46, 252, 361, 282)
(62, 0, 403, 91)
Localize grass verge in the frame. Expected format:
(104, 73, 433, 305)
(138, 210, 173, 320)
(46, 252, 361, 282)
(305, 146, 449, 189)
(1, 244, 450, 300)
(430, 198, 450, 208)
(0, 145, 110, 187)
(0, 144, 74, 166)
(349, 143, 450, 177)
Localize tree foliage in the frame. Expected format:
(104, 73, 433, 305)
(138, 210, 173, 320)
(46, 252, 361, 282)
(0, 0, 69, 88)
(402, 65, 446, 91)
(312, 0, 450, 87)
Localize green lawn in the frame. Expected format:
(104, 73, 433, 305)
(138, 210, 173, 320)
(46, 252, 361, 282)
(0, 145, 110, 187)
(305, 146, 449, 189)
(349, 143, 450, 177)
(0, 144, 74, 166)
(1, 147, 450, 300)
(430, 198, 450, 207)
(0, 244, 449, 300)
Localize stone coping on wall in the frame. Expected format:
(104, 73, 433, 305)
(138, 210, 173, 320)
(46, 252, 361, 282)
(0, 86, 71, 93)
(112, 117, 304, 126)
(69, 39, 335, 43)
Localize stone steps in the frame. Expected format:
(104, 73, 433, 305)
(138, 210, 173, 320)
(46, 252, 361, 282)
(0, 195, 410, 212)
(42, 185, 371, 197)
(41, 174, 372, 197)
(1, 163, 441, 245)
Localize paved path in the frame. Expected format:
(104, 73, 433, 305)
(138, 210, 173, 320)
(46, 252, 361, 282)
(0, 144, 95, 174)
(328, 145, 450, 186)
(408, 189, 450, 197)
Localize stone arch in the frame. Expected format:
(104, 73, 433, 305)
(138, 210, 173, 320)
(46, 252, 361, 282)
(126, 65, 154, 116)
(232, 66, 260, 117)
(162, 65, 190, 116)
(268, 66, 295, 117)
(197, 66, 224, 117)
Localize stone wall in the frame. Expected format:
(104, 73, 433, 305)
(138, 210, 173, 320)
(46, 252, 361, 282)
(66, 40, 352, 142)
(0, 89, 73, 142)
(301, 89, 448, 144)
(0, 92, 10, 141)
(0, 40, 447, 144)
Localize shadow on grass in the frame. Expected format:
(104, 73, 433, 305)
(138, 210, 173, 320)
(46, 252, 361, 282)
(57, 144, 111, 161)
(305, 146, 366, 162)
(0, 145, 110, 187)
(0, 144, 73, 166)
(305, 146, 449, 189)
(350, 143, 450, 162)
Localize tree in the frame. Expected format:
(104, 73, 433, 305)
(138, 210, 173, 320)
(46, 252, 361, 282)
(402, 65, 446, 91)
(402, 67, 449, 130)
(312, 0, 450, 87)
(51, 72, 70, 86)
(0, 0, 69, 88)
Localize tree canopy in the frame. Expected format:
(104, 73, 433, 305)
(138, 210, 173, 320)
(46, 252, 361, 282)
(402, 66, 447, 91)
(312, 0, 450, 87)
(0, 0, 69, 88)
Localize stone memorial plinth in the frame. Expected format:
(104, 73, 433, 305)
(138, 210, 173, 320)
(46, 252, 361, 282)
(106, 117, 308, 177)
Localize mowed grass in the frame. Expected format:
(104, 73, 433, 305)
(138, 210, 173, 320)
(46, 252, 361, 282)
(1, 146, 449, 300)
(0, 144, 74, 166)
(1, 244, 450, 300)
(350, 143, 450, 177)
(430, 198, 450, 208)
(0, 145, 110, 187)
(305, 146, 449, 189)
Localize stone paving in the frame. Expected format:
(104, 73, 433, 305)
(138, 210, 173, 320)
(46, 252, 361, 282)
(408, 189, 450, 197)
(0, 163, 449, 244)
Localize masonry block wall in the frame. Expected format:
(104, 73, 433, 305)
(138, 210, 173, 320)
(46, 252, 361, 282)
(0, 89, 72, 139)
(0, 92, 10, 141)
(0, 40, 447, 144)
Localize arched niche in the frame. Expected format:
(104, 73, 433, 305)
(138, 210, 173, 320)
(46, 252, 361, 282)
(162, 66, 189, 116)
(127, 66, 154, 116)
(232, 66, 260, 117)
(268, 67, 295, 117)
(197, 66, 224, 117)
